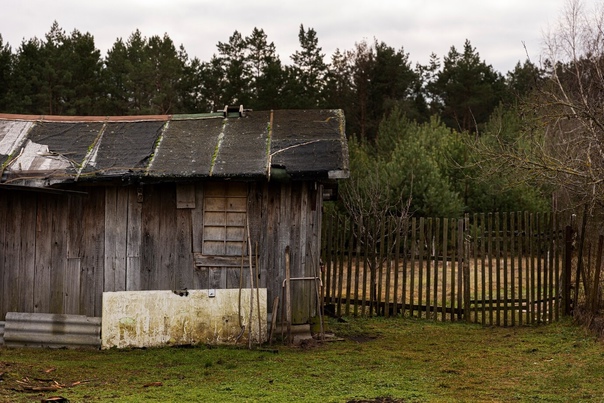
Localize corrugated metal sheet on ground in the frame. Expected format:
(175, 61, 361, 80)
(3, 312, 101, 349)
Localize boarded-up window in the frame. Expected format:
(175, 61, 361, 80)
(202, 182, 248, 256)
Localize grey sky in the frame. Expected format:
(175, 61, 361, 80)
(0, 0, 599, 74)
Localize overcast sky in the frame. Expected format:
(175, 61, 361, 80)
(0, 0, 600, 74)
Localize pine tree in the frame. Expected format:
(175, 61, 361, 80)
(245, 27, 284, 110)
(0, 35, 13, 112)
(216, 30, 251, 105)
(103, 38, 130, 115)
(286, 24, 329, 108)
(428, 40, 505, 133)
(8, 37, 45, 114)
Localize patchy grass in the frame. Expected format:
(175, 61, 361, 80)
(1, 317, 604, 402)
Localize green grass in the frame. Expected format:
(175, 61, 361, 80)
(1, 317, 604, 402)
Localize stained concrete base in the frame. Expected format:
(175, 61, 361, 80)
(102, 289, 267, 349)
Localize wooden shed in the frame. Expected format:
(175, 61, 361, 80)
(0, 109, 349, 329)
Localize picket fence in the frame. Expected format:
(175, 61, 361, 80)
(320, 211, 572, 326)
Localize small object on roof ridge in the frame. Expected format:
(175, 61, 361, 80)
(222, 105, 252, 118)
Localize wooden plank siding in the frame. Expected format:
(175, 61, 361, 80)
(0, 181, 323, 324)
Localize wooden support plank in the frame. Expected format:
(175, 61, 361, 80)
(529, 212, 535, 324)
(401, 218, 409, 318)
(361, 216, 369, 314)
(64, 258, 81, 314)
(353, 217, 361, 317)
(449, 217, 456, 322)
(330, 213, 339, 308)
(495, 213, 501, 326)
(377, 218, 386, 316)
(487, 213, 493, 325)
(0, 188, 7, 318)
(208, 267, 226, 289)
(126, 187, 143, 290)
(463, 214, 471, 323)
(104, 187, 128, 292)
(409, 217, 416, 318)
(141, 185, 160, 290)
(393, 218, 401, 317)
(64, 195, 83, 314)
(457, 217, 465, 322)
(384, 218, 393, 317)
(548, 213, 556, 323)
(510, 212, 516, 326)
(277, 184, 294, 320)
(418, 217, 425, 319)
(425, 218, 432, 319)
(312, 183, 323, 319)
(336, 213, 346, 317)
(4, 192, 22, 314)
(104, 187, 117, 292)
(176, 183, 196, 209)
(554, 213, 561, 321)
(296, 182, 311, 322)
(81, 188, 106, 317)
(175, 208, 194, 290)
(19, 194, 37, 313)
(267, 183, 283, 312)
(433, 218, 440, 321)
(324, 210, 333, 304)
(369, 217, 380, 317)
(536, 213, 543, 323)
(517, 212, 524, 325)
(441, 218, 448, 322)
(502, 213, 509, 326)
(480, 213, 486, 325)
(345, 216, 354, 316)
(472, 214, 479, 324)
(159, 184, 178, 289)
(50, 195, 67, 314)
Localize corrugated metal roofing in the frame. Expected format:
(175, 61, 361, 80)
(0, 110, 349, 187)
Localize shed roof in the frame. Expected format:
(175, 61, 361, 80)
(0, 109, 349, 188)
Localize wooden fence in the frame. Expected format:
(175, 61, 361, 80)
(321, 211, 571, 326)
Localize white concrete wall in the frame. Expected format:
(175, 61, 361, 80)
(101, 289, 267, 349)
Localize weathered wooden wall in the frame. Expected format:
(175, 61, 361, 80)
(0, 181, 322, 323)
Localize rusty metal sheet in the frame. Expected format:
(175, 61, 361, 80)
(212, 111, 270, 178)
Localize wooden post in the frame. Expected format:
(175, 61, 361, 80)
(247, 216, 255, 349)
(463, 214, 471, 323)
(590, 235, 604, 314)
(563, 225, 573, 316)
(285, 246, 292, 344)
(269, 296, 279, 345)
(575, 207, 588, 309)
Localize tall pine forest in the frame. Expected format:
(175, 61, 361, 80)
(0, 22, 576, 216)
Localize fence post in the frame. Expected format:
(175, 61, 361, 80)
(590, 235, 604, 314)
(563, 225, 573, 316)
(463, 214, 471, 323)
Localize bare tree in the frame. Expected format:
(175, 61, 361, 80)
(471, 0, 604, 320)
(476, 0, 604, 212)
(340, 163, 412, 315)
